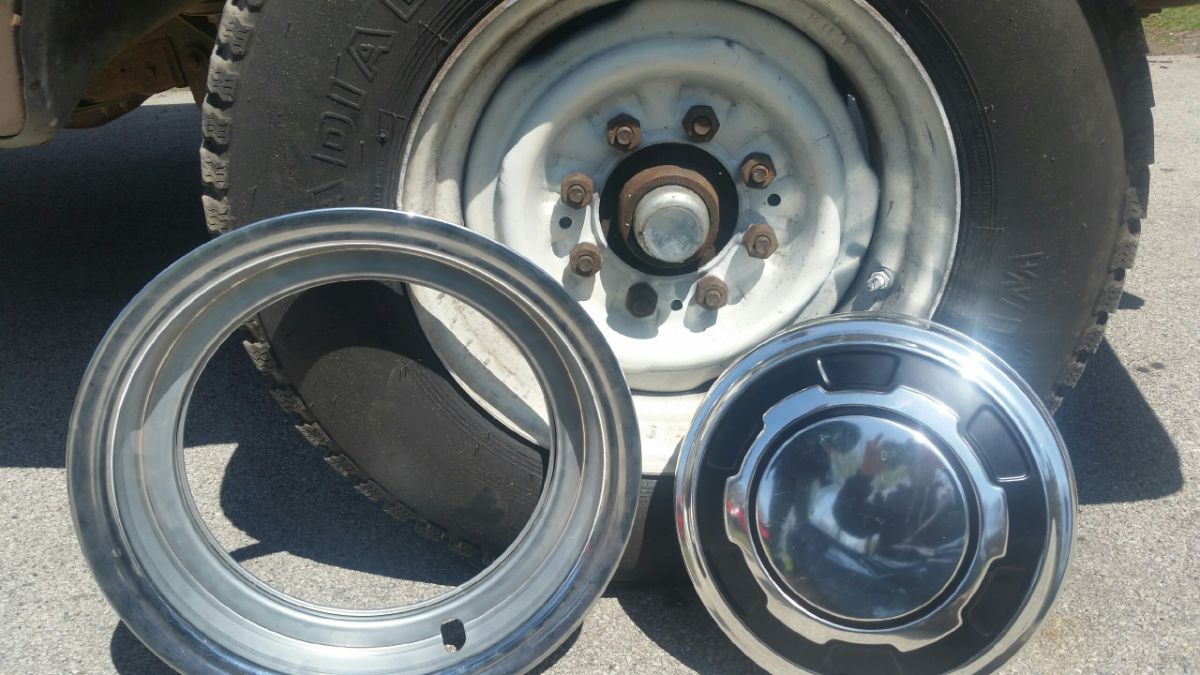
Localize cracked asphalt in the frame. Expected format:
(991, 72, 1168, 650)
(1, 55, 1197, 674)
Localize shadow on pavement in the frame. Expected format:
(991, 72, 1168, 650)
(0, 102, 207, 469)
(185, 337, 485, 588)
(1056, 340, 1184, 504)
(528, 627, 584, 674)
(613, 585, 767, 675)
(109, 623, 173, 675)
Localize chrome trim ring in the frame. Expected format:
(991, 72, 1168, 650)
(68, 209, 640, 674)
(676, 314, 1075, 674)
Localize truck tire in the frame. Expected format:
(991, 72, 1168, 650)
(201, 0, 1151, 579)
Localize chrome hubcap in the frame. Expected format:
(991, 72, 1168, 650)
(676, 315, 1076, 674)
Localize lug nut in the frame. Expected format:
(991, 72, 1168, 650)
(743, 224, 779, 259)
(683, 105, 720, 142)
(606, 114, 642, 152)
(626, 283, 658, 318)
(560, 172, 594, 209)
(865, 269, 894, 292)
(740, 153, 777, 189)
(569, 243, 603, 277)
(696, 276, 729, 311)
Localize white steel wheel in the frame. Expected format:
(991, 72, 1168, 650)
(399, 0, 959, 472)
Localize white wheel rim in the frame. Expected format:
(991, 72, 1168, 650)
(399, 0, 959, 473)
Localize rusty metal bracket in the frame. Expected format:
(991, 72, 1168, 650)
(70, 16, 212, 128)
(0, 0, 208, 148)
(1, 0, 23, 137)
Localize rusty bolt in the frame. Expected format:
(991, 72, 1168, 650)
(606, 114, 642, 152)
(740, 153, 777, 189)
(683, 105, 720, 142)
(569, 243, 603, 277)
(626, 283, 659, 318)
(696, 276, 729, 311)
(743, 224, 779, 259)
(185, 47, 209, 71)
(560, 172, 595, 209)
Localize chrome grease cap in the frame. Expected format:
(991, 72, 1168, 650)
(754, 415, 971, 623)
(676, 314, 1075, 674)
(633, 185, 711, 264)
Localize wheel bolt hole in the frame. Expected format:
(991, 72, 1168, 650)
(671, 299, 683, 311)
(441, 619, 466, 653)
(767, 193, 782, 207)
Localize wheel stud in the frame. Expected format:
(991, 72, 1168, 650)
(696, 276, 729, 311)
(683, 105, 720, 142)
(626, 283, 658, 318)
(560, 172, 594, 209)
(606, 114, 642, 152)
(740, 153, 776, 189)
(569, 243, 603, 277)
(743, 224, 778, 259)
(865, 269, 894, 292)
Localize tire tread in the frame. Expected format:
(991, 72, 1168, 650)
(200, 2, 473, 550)
(1044, 0, 1152, 410)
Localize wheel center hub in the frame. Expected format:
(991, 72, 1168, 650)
(633, 185, 711, 264)
(613, 158, 725, 271)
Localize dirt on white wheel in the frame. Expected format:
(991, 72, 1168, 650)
(401, 0, 959, 471)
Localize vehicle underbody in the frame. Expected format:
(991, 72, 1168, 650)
(0, 0, 1195, 148)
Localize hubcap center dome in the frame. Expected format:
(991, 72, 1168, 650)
(755, 414, 971, 623)
(633, 185, 711, 264)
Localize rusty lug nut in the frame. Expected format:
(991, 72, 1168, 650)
(569, 243, 603, 277)
(683, 105, 720, 142)
(626, 283, 659, 318)
(743, 224, 779, 259)
(606, 113, 642, 152)
(696, 276, 729, 311)
(560, 172, 595, 209)
(740, 153, 777, 189)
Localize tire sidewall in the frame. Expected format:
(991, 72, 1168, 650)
(212, 0, 1127, 569)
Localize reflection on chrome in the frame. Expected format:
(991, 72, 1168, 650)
(677, 315, 1076, 674)
(721, 385, 1009, 651)
(756, 415, 969, 622)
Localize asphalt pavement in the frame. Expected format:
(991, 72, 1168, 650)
(1, 55, 1197, 674)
